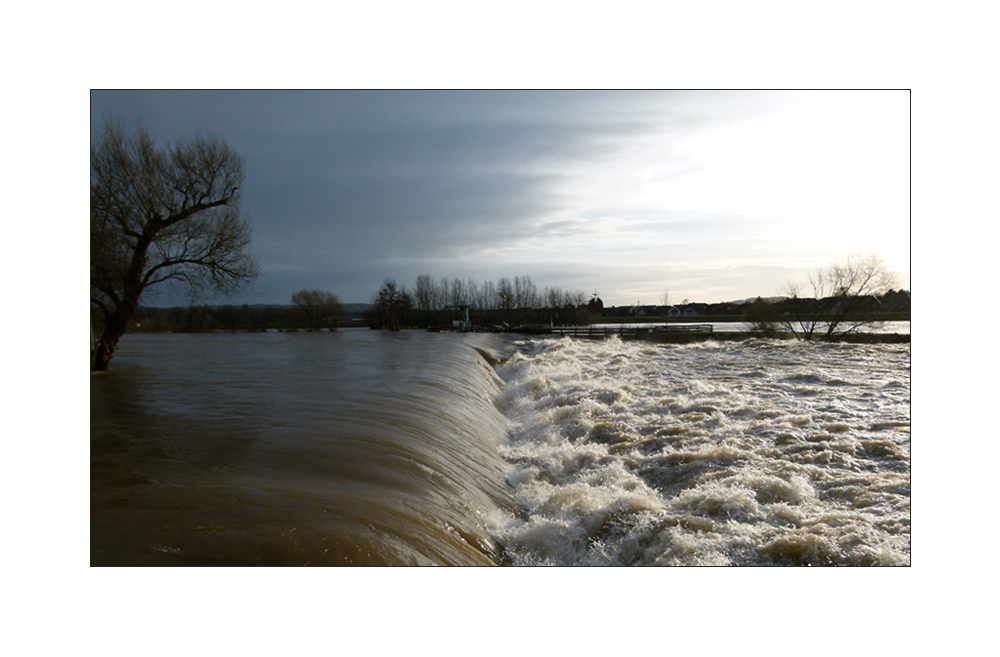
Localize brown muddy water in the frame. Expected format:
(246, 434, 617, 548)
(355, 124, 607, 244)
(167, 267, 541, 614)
(91, 330, 514, 565)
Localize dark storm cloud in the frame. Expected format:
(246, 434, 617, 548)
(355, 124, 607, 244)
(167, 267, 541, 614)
(91, 90, 687, 303)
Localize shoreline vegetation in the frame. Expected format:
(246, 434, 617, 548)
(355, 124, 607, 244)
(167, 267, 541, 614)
(551, 330, 910, 344)
(121, 306, 909, 344)
(118, 272, 908, 338)
(114, 276, 908, 347)
(123, 305, 909, 334)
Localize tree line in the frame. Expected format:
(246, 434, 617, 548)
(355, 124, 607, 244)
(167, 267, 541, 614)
(368, 275, 598, 330)
(122, 273, 600, 334)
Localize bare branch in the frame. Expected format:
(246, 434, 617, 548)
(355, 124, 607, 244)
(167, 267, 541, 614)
(778, 255, 896, 340)
(90, 117, 258, 370)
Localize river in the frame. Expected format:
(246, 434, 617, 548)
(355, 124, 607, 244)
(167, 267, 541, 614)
(91, 329, 910, 565)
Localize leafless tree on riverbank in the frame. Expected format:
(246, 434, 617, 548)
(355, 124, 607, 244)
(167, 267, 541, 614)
(780, 255, 896, 340)
(91, 117, 258, 370)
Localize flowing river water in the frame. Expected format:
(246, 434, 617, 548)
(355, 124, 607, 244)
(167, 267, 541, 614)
(91, 329, 909, 566)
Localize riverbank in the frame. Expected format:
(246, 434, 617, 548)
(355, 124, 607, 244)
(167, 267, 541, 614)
(595, 312, 911, 325)
(510, 327, 910, 344)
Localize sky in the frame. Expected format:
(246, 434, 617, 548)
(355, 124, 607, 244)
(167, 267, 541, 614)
(90, 90, 909, 307)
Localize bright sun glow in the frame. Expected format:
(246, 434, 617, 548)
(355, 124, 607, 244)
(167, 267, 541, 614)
(540, 91, 909, 299)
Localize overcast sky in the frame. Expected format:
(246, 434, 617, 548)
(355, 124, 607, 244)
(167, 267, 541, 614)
(91, 90, 909, 307)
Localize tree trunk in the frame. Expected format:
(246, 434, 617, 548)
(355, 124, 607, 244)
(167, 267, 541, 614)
(92, 310, 132, 371)
(91, 229, 152, 370)
(92, 340, 113, 371)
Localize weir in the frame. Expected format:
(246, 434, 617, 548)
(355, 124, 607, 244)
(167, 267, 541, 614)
(91, 331, 517, 566)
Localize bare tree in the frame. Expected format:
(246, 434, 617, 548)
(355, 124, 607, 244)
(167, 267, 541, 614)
(413, 274, 435, 313)
(466, 278, 480, 310)
(480, 280, 496, 310)
(91, 117, 258, 370)
(515, 275, 540, 309)
(496, 277, 515, 320)
(449, 277, 467, 307)
(374, 278, 412, 331)
(291, 289, 342, 330)
(437, 277, 450, 311)
(780, 254, 896, 340)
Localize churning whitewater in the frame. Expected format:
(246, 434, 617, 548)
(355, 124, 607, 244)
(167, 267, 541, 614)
(487, 336, 910, 566)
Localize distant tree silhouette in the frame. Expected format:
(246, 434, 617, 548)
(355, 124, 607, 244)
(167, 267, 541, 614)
(374, 279, 412, 331)
(588, 293, 604, 316)
(291, 289, 342, 330)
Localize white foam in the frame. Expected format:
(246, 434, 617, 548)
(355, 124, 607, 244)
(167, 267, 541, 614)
(492, 336, 910, 565)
